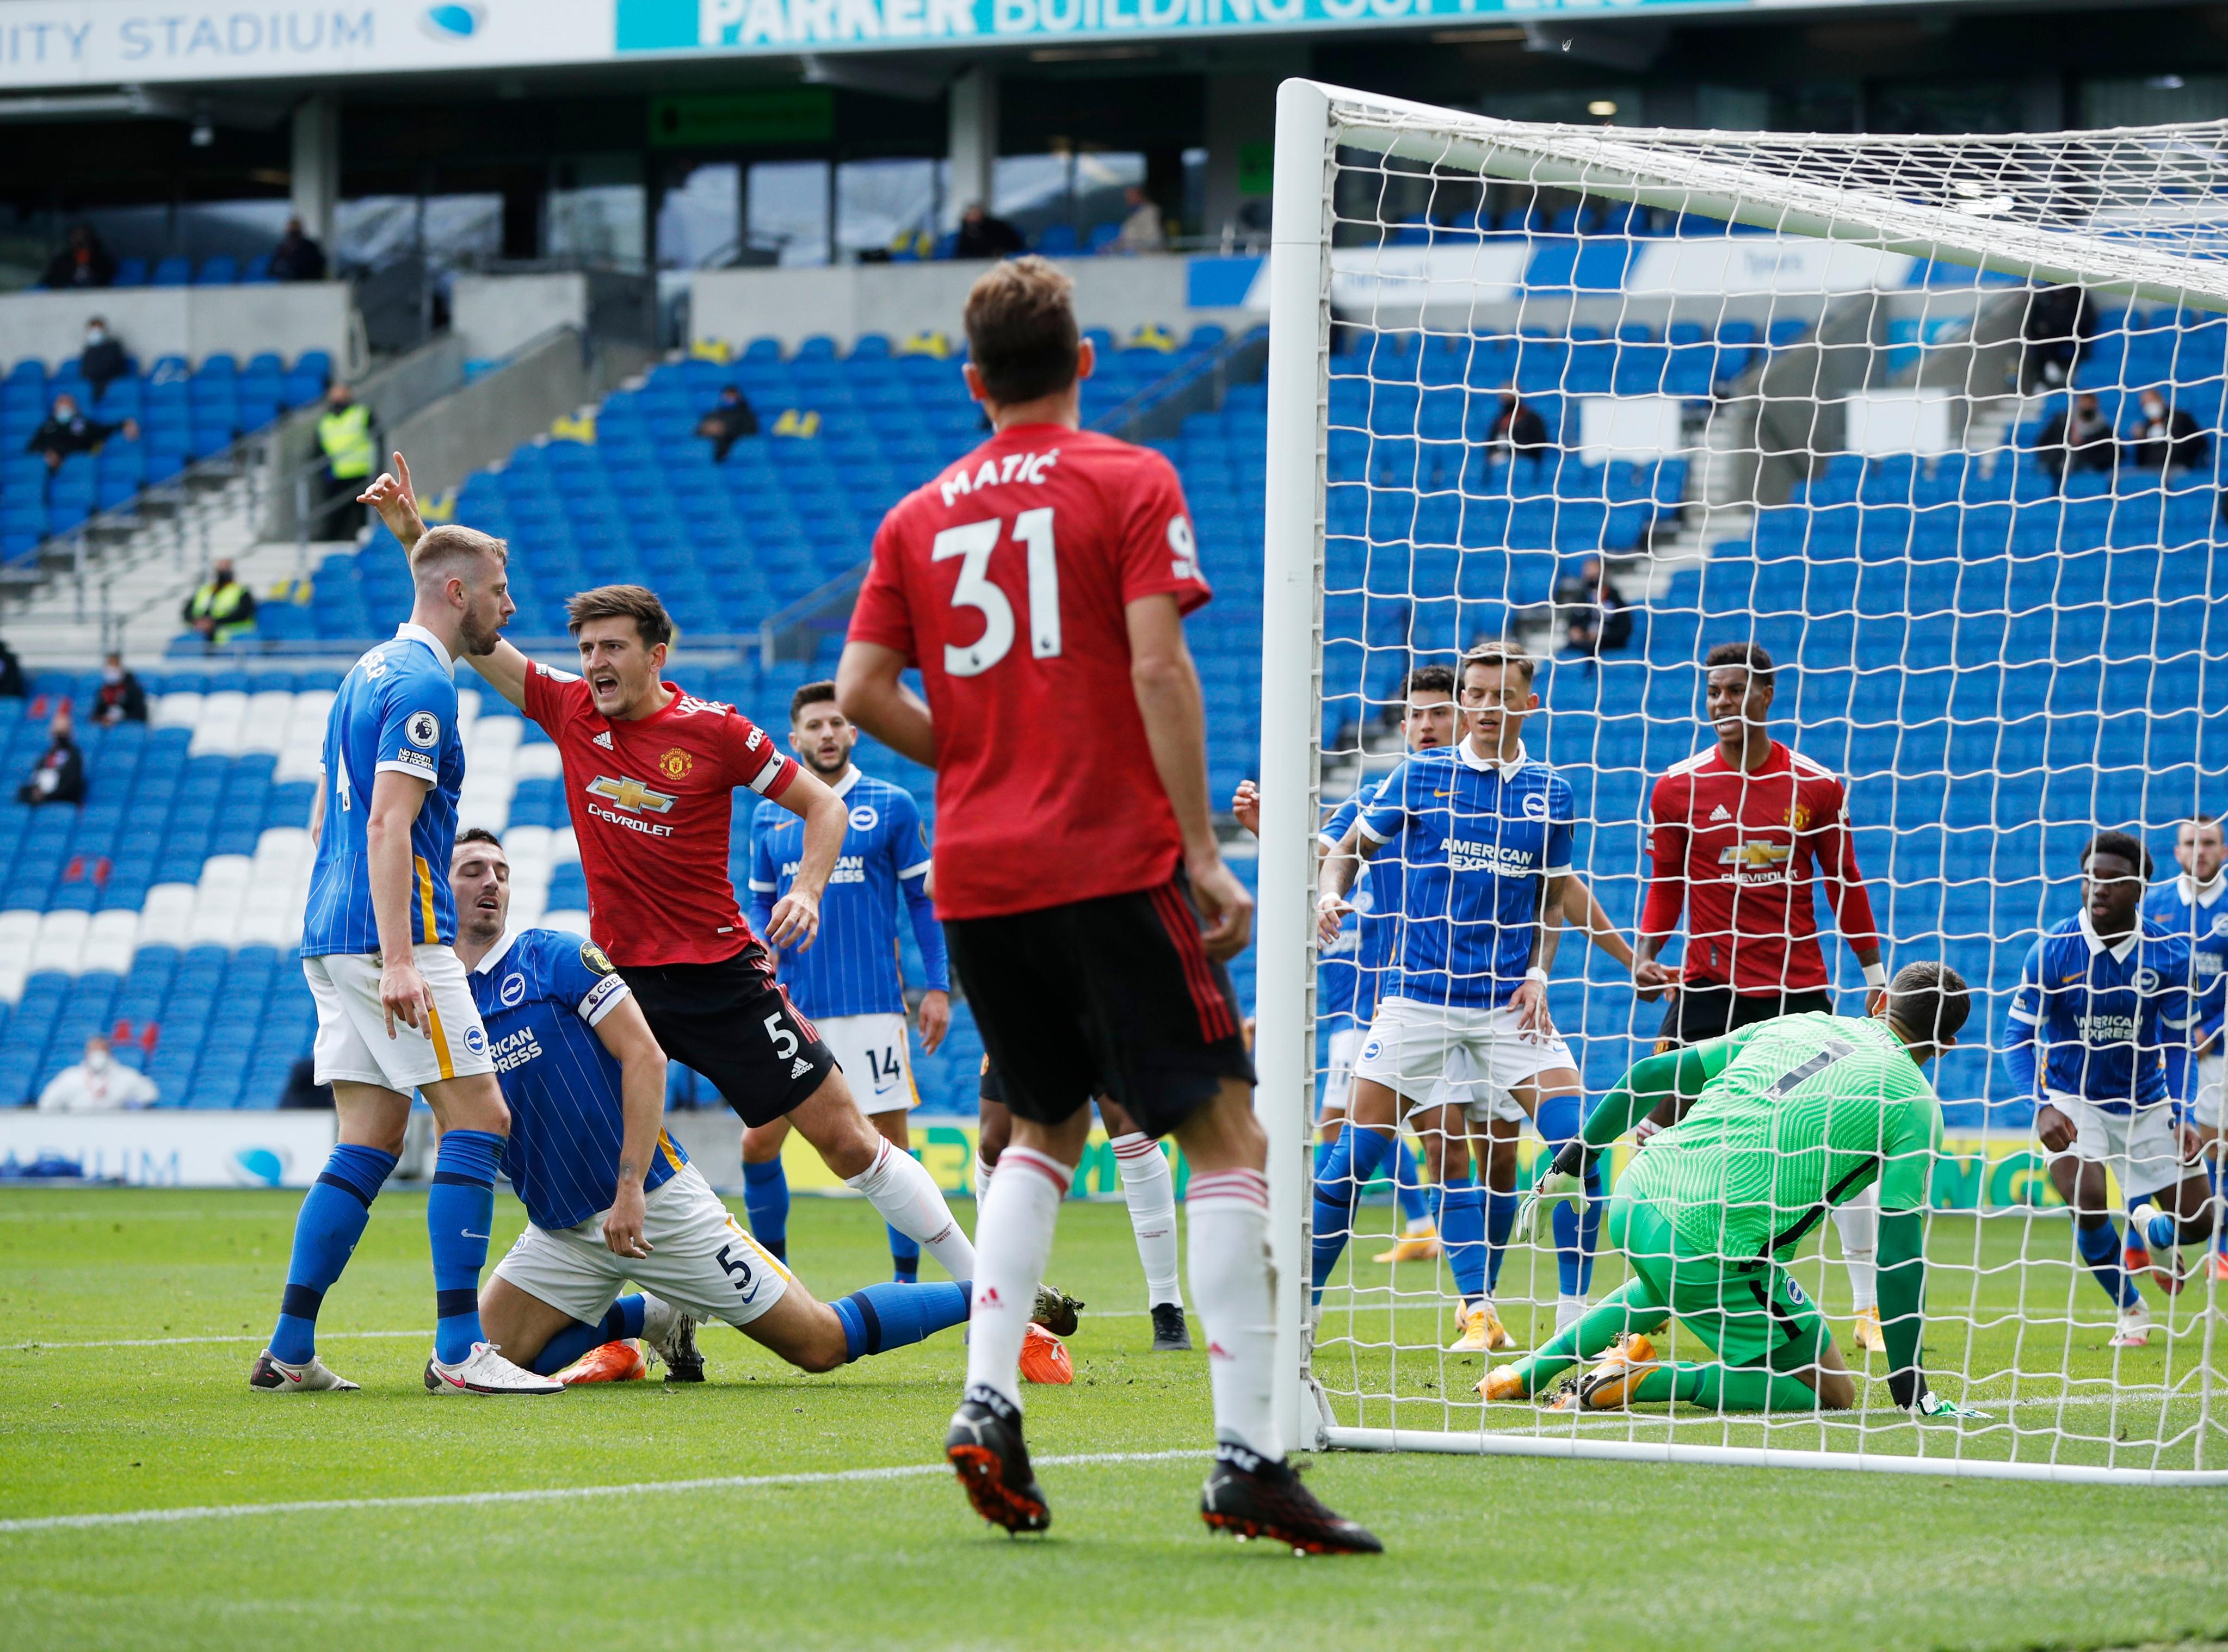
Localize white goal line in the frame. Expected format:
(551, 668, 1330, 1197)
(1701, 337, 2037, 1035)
(0, 1449, 1214, 1538)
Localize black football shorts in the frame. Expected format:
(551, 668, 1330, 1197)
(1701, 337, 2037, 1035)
(621, 946, 838, 1129)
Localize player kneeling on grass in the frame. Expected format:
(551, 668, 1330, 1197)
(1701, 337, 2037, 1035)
(450, 831, 1079, 1387)
(1483, 962, 1986, 1420)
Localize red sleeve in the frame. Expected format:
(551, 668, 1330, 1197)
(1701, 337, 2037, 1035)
(722, 708, 799, 801)
(1638, 771, 1689, 942)
(1115, 451, 1212, 616)
(847, 515, 918, 659)
(1804, 774, 1881, 957)
(521, 660, 578, 738)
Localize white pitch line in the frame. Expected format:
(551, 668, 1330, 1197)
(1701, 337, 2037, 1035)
(0, 1449, 1211, 1536)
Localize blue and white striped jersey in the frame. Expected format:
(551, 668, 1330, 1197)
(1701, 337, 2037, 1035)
(467, 927, 685, 1232)
(748, 766, 951, 1019)
(2143, 874, 2228, 1049)
(301, 623, 465, 958)
(1320, 776, 1404, 1031)
(2005, 912, 2195, 1115)
(1356, 739, 1575, 1011)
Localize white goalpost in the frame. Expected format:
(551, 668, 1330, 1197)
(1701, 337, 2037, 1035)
(1256, 79, 2228, 1483)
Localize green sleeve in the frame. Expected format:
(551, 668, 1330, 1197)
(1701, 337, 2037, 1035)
(1874, 1090, 1944, 1214)
(1578, 1036, 1735, 1152)
(1877, 1208, 1928, 1410)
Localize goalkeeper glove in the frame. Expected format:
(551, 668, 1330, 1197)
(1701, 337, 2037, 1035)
(1909, 1393, 1991, 1421)
(1522, 1140, 1591, 1242)
(1890, 1368, 1991, 1420)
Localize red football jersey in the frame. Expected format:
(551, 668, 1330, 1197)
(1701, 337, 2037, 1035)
(1638, 740, 1880, 995)
(847, 423, 1211, 920)
(523, 664, 799, 968)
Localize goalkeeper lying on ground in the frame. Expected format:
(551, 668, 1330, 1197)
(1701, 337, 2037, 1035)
(1482, 960, 1984, 1419)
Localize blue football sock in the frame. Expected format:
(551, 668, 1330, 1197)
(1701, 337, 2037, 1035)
(1314, 1137, 1335, 1174)
(428, 1129, 504, 1365)
(529, 1295, 649, 1377)
(1552, 1162, 1608, 1297)
(2075, 1217, 2139, 1309)
(888, 1224, 920, 1283)
(742, 1157, 789, 1261)
(1442, 1180, 1488, 1302)
(1309, 1125, 1393, 1303)
(1394, 1139, 1430, 1228)
(1485, 1185, 1519, 1292)
(2127, 1198, 2180, 1253)
(832, 1279, 972, 1362)
(270, 1143, 397, 1365)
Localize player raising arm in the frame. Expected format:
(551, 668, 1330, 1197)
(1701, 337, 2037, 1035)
(2003, 831, 2212, 1345)
(1488, 963, 1983, 1420)
(838, 257, 1377, 1553)
(358, 459, 982, 1291)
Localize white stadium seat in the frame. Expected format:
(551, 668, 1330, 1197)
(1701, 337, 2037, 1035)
(31, 909, 91, 974)
(136, 885, 197, 949)
(540, 908, 589, 937)
(0, 967, 26, 1006)
(81, 910, 141, 975)
(189, 690, 250, 757)
(240, 690, 295, 754)
(254, 827, 313, 876)
(0, 908, 39, 960)
(512, 744, 564, 782)
(236, 883, 298, 948)
(151, 691, 202, 730)
(551, 827, 578, 864)
(503, 825, 553, 865)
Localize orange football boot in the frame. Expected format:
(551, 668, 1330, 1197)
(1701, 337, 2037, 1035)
(556, 1340, 648, 1385)
(1018, 1322, 1074, 1385)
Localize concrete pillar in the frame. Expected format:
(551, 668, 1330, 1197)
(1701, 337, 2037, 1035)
(1202, 74, 1280, 244)
(947, 65, 997, 230)
(291, 94, 340, 248)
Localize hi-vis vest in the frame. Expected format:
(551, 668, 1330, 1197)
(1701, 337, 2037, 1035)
(317, 403, 374, 479)
(189, 580, 253, 643)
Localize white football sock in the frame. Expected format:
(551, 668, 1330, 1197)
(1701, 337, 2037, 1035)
(1186, 1167, 1281, 1461)
(844, 1136, 977, 1280)
(638, 1291, 675, 1347)
(1556, 1292, 1587, 1333)
(1834, 1191, 1879, 1313)
(963, 1145, 1067, 1409)
(1112, 1132, 1183, 1310)
(973, 1153, 994, 1204)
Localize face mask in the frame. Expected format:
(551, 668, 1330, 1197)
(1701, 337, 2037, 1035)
(102, 666, 122, 684)
(83, 1048, 111, 1074)
(85, 326, 106, 344)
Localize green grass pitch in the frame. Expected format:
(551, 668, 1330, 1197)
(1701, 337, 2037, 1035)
(5, 1186, 2227, 1652)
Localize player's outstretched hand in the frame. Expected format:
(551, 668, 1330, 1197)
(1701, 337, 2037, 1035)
(1510, 977, 1555, 1042)
(603, 1182, 652, 1259)
(767, 887, 822, 951)
(357, 450, 425, 549)
(1189, 854, 1255, 962)
(379, 955, 431, 1039)
(1909, 1392, 1990, 1421)
(1316, 890, 1351, 949)
(916, 988, 951, 1054)
(1631, 958, 1677, 1002)
(1230, 779, 1261, 837)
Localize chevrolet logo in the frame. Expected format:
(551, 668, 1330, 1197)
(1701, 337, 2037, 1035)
(585, 775, 676, 814)
(1719, 840, 1793, 869)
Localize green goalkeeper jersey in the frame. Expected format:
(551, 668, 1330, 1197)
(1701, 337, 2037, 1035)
(1618, 1012, 1943, 1267)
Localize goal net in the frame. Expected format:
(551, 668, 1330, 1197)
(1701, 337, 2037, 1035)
(1254, 81, 2228, 1483)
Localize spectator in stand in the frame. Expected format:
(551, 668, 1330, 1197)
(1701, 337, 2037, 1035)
(18, 710, 84, 806)
(695, 385, 760, 463)
(2037, 392, 2116, 492)
(1553, 554, 1633, 660)
(2129, 388, 2207, 474)
(267, 216, 329, 282)
(0, 635, 22, 699)
(79, 317, 129, 400)
(2022, 283, 2095, 390)
(91, 651, 147, 726)
(313, 383, 375, 538)
(1109, 184, 1167, 253)
(182, 558, 257, 646)
(40, 224, 116, 290)
(38, 1035, 159, 1111)
(26, 393, 139, 472)
(954, 202, 1026, 259)
(1485, 390, 1550, 462)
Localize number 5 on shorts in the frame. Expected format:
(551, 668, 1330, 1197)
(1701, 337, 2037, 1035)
(764, 1013, 799, 1061)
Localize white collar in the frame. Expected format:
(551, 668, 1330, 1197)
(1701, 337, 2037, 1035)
(1458, 734, 1528, 779)
(831, 765, 861, 799)
(2178, 871, 2226, 908)
(2077, 908, 2140, 963)
(467, 929, 519, 977)
(395, 621, 454, 677)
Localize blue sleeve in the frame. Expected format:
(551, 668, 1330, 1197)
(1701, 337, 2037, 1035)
(1355, 762, 1409, 846)
(1545, 776, 1575, 876)
(2002, 942, 2043, 1098)
(1320, 791, 1361, 848)
(374, 665, 454, 784)
(746, 807, 778, 939)
(891, 791, 949, 993)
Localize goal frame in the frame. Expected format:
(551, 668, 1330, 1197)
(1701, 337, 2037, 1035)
(1253, 76, 2228, 1484)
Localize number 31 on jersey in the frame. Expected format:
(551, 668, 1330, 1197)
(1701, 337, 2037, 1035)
(931, 507, 1198, 677)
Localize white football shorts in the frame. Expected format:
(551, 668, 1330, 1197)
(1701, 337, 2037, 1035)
(1352, 995, 1573, 1125)
(304, 944, 494, 1094)
(1319, 1024, 1364, 1123)
(820, 1012, 917, 1114)
(493, 1162, 793, 1329)
(2044, 1092, 2189, 1202)
(2192, 1053, 2226, 1134)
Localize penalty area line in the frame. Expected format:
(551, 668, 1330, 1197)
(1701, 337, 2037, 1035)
(14, 1313, 1156, 1352)
(0, 1450, 1213, 1536)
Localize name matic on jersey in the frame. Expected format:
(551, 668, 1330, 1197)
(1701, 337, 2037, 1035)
(940, 447, 1059, 506)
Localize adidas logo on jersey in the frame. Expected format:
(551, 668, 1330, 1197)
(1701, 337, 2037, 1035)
(593, 731, 613, 749)
(1709, 805, 1731, 821)
(789, 1055, 813, 1079)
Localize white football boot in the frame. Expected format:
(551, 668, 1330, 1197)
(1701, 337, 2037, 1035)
(424, 1341, 565, 1395)
(2109, 1300, 2153, 1348)
(249, 1348, 360, 1393)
